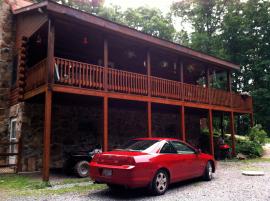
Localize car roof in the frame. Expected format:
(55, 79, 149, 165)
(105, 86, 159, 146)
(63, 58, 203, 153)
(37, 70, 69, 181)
(133, 137, 181, 142)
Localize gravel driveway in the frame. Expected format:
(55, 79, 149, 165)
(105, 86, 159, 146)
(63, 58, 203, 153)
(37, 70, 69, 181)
(6, 161, 270, 201)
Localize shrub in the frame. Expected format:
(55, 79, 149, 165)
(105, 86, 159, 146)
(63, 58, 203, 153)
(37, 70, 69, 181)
(248, 124, 267, 145)
(235, 139, 263, 158)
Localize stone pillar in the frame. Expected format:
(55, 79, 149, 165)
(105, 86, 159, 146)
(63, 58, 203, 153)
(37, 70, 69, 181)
(0, 1, 15, 140)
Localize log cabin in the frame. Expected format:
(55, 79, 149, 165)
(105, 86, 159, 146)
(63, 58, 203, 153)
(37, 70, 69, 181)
(0, 0, 253, 181)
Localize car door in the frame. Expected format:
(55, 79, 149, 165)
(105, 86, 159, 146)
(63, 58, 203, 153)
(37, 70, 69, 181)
(158, 142, 186, 182)
(170, 141, 201, 179)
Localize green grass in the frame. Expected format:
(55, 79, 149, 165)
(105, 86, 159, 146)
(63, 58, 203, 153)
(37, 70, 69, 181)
(15, 183, 106, 197)
(0, 174, 50, 190)
(0, 174, 106, 198)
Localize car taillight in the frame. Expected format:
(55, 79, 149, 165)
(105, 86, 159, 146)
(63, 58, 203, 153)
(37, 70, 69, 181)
(126, 157, 135, 165)
(92, 153, 100, 162)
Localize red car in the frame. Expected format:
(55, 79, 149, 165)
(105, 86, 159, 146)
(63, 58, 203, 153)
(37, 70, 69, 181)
(89, 138, 215, 195)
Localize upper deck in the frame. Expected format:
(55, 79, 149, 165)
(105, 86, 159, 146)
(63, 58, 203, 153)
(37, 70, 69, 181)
(10, 0, 252, 114)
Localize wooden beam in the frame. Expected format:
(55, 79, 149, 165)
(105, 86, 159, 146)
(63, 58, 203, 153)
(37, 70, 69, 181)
(147, 102, 152, 137)
(180, 60, 184, 100)
(180, 106, 186, 141)
(103, 37, 108, 91)
(230, 111, 236, 156)
(103, 96, 108, 152)
(208, 109, 214, 156)
(24, 85, 46, 100)
(206, 66, 210, 87)
(220, 112, 224, 138)
(147, 49, 151, 96)
(206, 67, 211, 104)
(52, 84, 252, 114)
(227, 70, 233, 108)
(42, 88, 52, 181)
(42, 18, 55, 182)
(227, 70, 232, 92)
(47, 19, 55, 85)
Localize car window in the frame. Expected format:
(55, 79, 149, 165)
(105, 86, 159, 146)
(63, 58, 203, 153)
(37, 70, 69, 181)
(160, 143, 177, 154)
(119, 140, 159, 151)
(171, 141, 195, 154)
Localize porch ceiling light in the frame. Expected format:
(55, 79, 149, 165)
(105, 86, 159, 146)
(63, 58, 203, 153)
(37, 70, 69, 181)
(160, 61, 168, 68)
(126, 50, 136, 59)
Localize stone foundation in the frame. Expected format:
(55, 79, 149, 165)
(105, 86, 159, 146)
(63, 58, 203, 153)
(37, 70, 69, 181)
(0, 0, 15, 142)
(15, 101, 203, 172)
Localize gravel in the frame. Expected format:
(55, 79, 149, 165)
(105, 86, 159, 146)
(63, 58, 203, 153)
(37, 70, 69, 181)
(4, 161, 270, 201)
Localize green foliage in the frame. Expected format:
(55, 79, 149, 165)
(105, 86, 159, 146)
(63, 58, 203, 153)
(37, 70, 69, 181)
(0, 175, 50, 190)
(248, 124, 267, 145)
(172, 0, 270, 134)
(235, 139, 263, 158)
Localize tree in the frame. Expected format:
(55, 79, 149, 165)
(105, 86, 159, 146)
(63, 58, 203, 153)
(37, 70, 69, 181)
(172, 0, 270, 134)
(171, 0, 229, 57)
(121, 7, 176, 41)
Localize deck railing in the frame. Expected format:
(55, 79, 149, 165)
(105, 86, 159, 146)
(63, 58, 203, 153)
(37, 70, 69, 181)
(25, 57, 252, 111)
(25, 59, 47, 92)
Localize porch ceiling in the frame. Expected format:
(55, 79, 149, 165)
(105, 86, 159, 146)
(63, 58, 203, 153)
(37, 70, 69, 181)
(13, 0, 240, 71)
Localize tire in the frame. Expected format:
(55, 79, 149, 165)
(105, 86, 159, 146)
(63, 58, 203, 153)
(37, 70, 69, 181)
(74, 160, 89, 178)
(150, 169, 169, 196)
(203, 161, 213, 181)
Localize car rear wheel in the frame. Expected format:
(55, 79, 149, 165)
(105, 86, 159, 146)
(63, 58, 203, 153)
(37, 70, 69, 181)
(75, 160, 89, 178)
(150, 169, 169, 195)
(203, 161, 213, 181)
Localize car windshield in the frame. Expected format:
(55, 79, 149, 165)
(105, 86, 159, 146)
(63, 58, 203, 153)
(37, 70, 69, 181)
(117, 140, 159, 151)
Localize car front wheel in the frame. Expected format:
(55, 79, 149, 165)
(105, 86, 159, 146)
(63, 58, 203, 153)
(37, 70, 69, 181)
(203, 161, 213, 181)
(150, 169, 169, 195)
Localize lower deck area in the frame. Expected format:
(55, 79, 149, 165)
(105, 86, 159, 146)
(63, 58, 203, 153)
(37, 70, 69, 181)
(9, 87, 253, 175)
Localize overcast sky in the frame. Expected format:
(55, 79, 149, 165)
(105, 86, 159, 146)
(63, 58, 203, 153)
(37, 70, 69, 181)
(104, 0, 177, 13)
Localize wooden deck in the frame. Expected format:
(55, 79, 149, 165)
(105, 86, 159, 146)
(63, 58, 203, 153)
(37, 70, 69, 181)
(21, 57, 252, 113)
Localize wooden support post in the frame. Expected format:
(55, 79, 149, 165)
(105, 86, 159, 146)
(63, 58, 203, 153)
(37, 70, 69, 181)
(230, 111, 236, 156)
(250, 113, 254, 128)
(147, 102, 152, 137)
(147, 49, 151, 96)
(208, 109, 214, 156)
(227, 70, 233, 107)
(180, 106, 186, 141)
(42, 19, 55, 182)
(103, 96, 108, 151)
(146, 50, 152, 138)
(104, 38, 108, 91)
(47, 19, 55, 85)
(180, 60, 184, 100)
(42, 89, 52, 181)
(220, 112, 224, 138)
(227, 70, 232, 92)
(206, 66, 210, 104)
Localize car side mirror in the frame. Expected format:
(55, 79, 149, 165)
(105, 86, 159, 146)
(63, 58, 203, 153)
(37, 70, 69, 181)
(196, 149, 201, 154)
